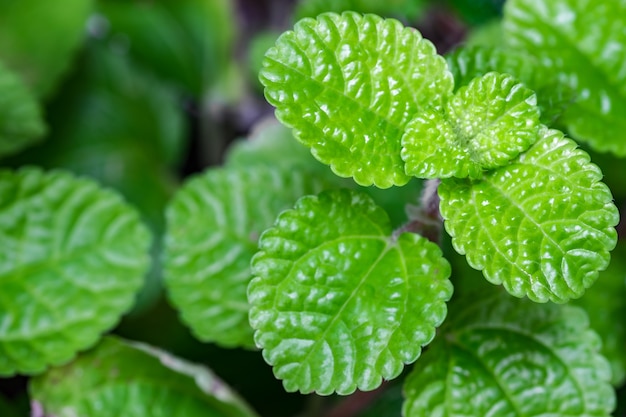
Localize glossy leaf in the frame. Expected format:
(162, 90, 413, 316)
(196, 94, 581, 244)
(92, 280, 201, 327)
(504, 0, 626, 155)
(29, 336, 258, 417)
(404, 294, 615, 416)
(439, 126, 619, 302)
(0, 61, 46, 158)
(0, 168, 150, 376)
(248, 189, 453, 395)
(445, 45, 576, 125)
(260, 12, 454, 188)
(164, 166, 329, 348)
(402, 72, 540, 179)
(0, 0, 92, 97)
(573, 242, 626, 386)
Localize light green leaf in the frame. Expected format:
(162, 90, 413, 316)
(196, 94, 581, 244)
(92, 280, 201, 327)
(164, 165, 330, 348)
(504, 0, 626, 155)
(573, 242, 626, 386)
(294, 0, 426, 21)
(439, 126, 619, 302)
(445, 45, 577, 125)
(402, 72, 540, 179)
(260, 12, 454, 188)
(29, 336, 259, 417)
(248, 189, 453, 395)
(0, 168, 151, 376)
(0, 61, 46, 158)
(403, 294, 615, 416)
(0, 0, 92, 98)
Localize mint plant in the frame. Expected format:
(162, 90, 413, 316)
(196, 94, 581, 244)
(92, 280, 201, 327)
(1, 0, 626, 416)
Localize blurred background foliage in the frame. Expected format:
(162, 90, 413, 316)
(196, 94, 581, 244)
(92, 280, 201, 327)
(2, 0, 623, 416)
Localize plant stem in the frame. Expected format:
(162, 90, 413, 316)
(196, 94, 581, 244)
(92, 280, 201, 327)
(393, 178, 443, 244)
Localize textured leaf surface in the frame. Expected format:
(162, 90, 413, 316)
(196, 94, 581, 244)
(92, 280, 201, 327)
(504, 0, 626, 155)
(30, 336, 258, 417)
(248, 189, 452, 395)
(439, 126, 618, 302)
(0, 61, 46, 158)
(445, 45, 575, 125)
(404, 294, 615, 416)
(0, 168, 150, 376)
(294, 0, 425, 21)
(0, 0, 92, 97)
(260, 12, 453, 187)
(573, 242, 626, 386)
(164, 165, 329, 348)
(402, 72, 539, 179)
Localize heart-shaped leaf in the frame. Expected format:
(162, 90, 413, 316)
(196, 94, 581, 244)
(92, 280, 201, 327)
(248, 189, 452, 394)
(260, 12, 453, 187)
(439, 126, 619, 302)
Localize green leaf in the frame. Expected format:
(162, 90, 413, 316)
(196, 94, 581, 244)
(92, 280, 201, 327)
(0, 61, 46, 158)
(248, 189, 453, 395)
(0, 168, 151, 376)
(504, 0, 626, 155)
(260, 12, 454, 188)
(0, 0, 92, 97)
(402, 72, 540, 179)
(573, 242, 626, 386)
(439, 126, 619, 302)
(294, 0, 426, 21)
(164, 165, 330, 348)
(225, 117, 334, 177)
(403, 294, 615, 416)
(225, 117, 424, 228)
(99, 0, 235, 96)
(29, 336, 259, 417)
(445, 45, 576, 125)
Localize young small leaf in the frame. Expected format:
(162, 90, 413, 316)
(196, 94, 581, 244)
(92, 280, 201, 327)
(439, 126, 619, 302)
(446, 45, 578, 126)
(29, 336, 259, 417)
(0, 168, 150, 376)
(260, 12, 453, 188)
(164, 165, 329, 348)
(248, 189, 453, 395)
(0, 61, 46, 158)
(402, 72, 540, 179)
(404, 294, 615, 416)
(504, 0, 626, 155)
